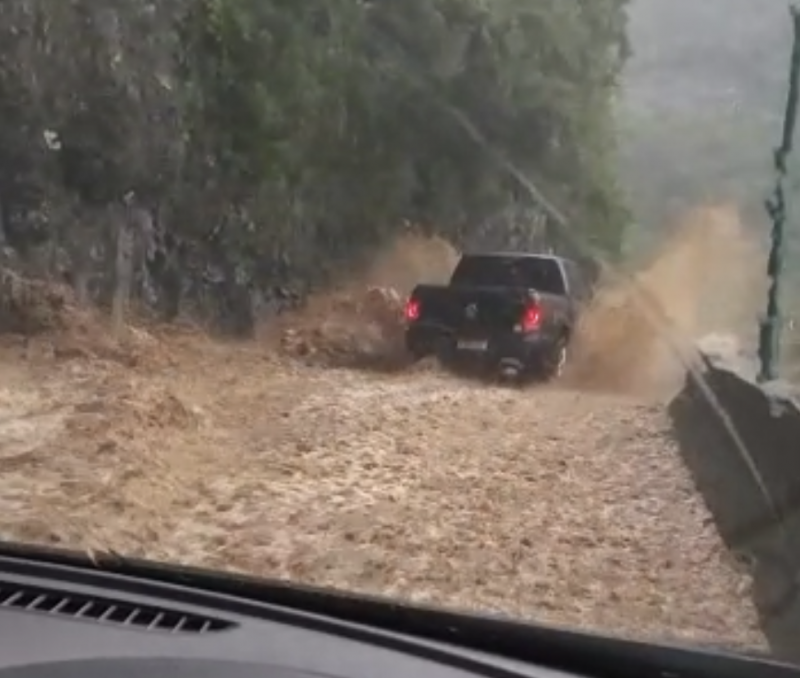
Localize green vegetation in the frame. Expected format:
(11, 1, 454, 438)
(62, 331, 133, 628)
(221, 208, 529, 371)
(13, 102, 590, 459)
(0, 0, 630, 330)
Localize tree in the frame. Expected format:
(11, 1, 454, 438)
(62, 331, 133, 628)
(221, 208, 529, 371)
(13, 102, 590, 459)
(0, 0, 631, 331)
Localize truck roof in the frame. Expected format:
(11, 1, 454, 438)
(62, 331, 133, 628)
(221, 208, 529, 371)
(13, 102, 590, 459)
(460, 252, 575, 266)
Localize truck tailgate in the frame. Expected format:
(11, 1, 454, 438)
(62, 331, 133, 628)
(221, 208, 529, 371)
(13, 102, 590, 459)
(410, 284, 529, 335)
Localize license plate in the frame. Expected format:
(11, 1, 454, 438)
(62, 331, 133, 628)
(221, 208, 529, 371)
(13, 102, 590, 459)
(456, 339, 488, 351)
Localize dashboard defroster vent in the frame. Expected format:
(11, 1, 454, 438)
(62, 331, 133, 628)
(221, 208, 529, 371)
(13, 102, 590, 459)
(0, 580, 235, 633)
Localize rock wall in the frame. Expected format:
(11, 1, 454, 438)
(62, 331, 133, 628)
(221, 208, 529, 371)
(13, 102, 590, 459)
(669, 339, 800, 661)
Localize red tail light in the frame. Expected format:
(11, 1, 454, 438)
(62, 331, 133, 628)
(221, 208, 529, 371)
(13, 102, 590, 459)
(404, 298, 421, 322)
(520, 302, 542, 331)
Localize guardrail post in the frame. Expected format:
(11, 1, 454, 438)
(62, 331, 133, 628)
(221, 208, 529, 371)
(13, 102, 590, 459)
(759, 5, 800, 382)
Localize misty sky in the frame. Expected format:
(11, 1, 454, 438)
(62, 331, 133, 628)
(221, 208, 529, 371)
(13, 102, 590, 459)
(617, 0, 797, 244)
(623, 0, 788, 117)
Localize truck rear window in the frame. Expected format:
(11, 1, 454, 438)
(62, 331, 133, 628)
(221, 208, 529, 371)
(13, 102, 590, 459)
(449, 255, 566, 294)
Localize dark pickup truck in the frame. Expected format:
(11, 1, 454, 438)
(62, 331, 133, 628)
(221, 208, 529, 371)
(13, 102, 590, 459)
(404, 252, 591, 380)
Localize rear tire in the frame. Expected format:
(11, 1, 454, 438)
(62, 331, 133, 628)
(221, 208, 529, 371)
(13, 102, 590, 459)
(436, 342, 461, 372)
(497, 364, 528, 388)
(406, 336, 432, 362)
(408, 345, 430, 362)
(540, 338, 568, 381)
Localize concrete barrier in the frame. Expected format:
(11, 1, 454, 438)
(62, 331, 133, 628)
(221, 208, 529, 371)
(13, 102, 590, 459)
(668, 339, 800, 661)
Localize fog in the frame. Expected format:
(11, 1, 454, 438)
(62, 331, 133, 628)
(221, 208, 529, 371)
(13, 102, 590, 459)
(619, 0, 792, 241)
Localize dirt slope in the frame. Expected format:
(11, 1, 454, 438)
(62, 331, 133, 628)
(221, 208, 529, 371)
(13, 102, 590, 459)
(0, 204, 768, 649)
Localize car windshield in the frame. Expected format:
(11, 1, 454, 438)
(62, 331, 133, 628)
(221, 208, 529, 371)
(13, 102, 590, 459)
(0, 0, 797, 667)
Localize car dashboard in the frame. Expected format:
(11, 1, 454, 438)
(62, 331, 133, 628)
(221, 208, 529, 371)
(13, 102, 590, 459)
(0, 555, 579, 678)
